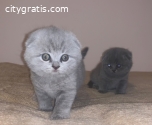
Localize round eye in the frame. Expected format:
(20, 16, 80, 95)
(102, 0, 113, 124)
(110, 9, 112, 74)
(117, 64, 121, 68)
(107, 64, 111, 68)
(61, 54, 69, 62)
(42, 53, 51, 61)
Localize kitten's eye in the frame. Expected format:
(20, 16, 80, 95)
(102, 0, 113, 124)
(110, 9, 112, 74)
(117, 64, 121, 68)
(107, 64, 112, 68)
(61, 54, 69, 62)
(42, 53, 51, 61)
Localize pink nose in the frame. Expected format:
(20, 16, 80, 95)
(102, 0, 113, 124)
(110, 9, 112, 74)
(52, 66, 60, 70)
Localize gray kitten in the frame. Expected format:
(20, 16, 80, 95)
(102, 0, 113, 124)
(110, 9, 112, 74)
(24, 26, 88, 120)
(88, 47, 132, 94)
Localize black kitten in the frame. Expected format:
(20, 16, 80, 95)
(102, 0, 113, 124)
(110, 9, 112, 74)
(88, 47, 133, 94)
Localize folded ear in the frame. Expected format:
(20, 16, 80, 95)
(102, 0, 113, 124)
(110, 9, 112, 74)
(25, 36, 35, 48)
(67, 31, 82, 49)
(24, 28, 41, 48)
(25, 29, 39, 48)
(123, 50, 132, 61)
(101, 51, 107, 62)
(81, 47, 89, 59)
(73, 39, 82, 49)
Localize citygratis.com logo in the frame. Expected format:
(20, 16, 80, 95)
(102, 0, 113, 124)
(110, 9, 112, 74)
(5, 5, 68, 14)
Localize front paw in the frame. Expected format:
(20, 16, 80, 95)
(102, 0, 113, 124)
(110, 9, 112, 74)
(88, 80, 94, 88)
(39, 106, 53, 112)
(51, 113, 70, 120)
(116, 80, 127, 94)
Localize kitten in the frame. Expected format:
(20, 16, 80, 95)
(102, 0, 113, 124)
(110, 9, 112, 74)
(24, 26, 88, 120)
(88, 47, 132, 94)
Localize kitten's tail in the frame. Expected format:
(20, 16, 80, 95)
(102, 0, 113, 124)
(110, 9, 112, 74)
(81, 47, 89, 59)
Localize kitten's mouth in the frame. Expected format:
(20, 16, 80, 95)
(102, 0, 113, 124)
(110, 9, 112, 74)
(53, 69, 59, 72)
(112, 69, 117, 73)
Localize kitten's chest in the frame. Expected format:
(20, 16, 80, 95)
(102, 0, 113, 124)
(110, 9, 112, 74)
(106, 78, 120, 89)
(43, 82, 61, 98)
(41, 77, 65, 96)
(37, 75, 76, 98)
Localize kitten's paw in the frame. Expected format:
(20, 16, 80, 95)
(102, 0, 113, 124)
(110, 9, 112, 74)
(116, 81, 127, 94)
(39, 106, 53, 112)
(51, 113, 70, 120)
(93, 84, 99, 89)
(98, 89, 108, 93)
(88, 80, 94, 88)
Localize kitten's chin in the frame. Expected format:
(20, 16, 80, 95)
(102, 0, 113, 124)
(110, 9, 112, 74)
(32, 67, 71, 77)
(51, 70, 61, 74)
(105, 70, 128, 78)
(46, 70, 67, 76)
(32, 70, 60, 77)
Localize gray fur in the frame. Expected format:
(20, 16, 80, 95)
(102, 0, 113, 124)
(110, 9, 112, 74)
(88, 47, 132, 94)
(24, 26, 88, 120)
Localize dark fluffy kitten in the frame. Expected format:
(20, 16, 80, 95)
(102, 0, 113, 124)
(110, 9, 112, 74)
(88, 47, 133, 94)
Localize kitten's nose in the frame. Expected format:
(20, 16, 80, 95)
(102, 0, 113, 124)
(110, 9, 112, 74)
(112, 69, 116, 73)
(52, 61, 60, 70)
(52, 65, 60, 70)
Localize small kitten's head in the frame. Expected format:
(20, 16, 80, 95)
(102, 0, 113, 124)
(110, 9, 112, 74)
(101, 47, 133, 77)
(24, 26, 85, 76)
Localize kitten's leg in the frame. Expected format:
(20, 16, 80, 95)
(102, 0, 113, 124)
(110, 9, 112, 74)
(51, 90, 76, 120)
(116, 80, 127, 94)
(88, 80, 99, 89)
(88, 80, 94, 88)
(34, 89, 53, 111)
(98, 80, 108, 93)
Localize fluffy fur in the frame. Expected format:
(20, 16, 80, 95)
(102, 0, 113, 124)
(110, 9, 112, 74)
(24, 26, 88, 120)
(88, 47, 132, 94)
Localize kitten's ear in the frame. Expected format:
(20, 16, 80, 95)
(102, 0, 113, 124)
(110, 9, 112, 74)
(25, 37, 34, 48)
(123, 51, 132, 60)
(24, 32, 36, 48)
(68, 31, 82, 49)
(81, 47, 89, 59)
(24, 28, 40, 48)
(73, 39, 82, 49)
(101, 51, 107, 62)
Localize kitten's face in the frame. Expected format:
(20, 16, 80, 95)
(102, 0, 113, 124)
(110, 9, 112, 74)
(102, 48, 132, 77)
(24, 26, 82, 76)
